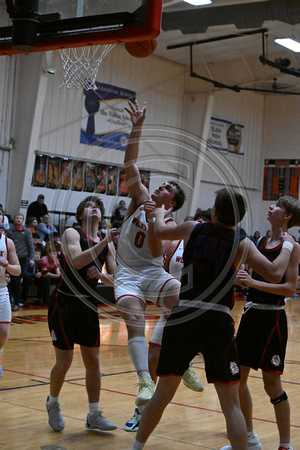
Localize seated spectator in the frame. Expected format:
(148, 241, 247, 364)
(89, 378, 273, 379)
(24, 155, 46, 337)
(251, 230, 260, 246)
(184, 216, 193, 222)
(44, 233, 62, 262)
(38, 213, 58, 243)
(32, 232, 45, 255)
(111, 200, 127, 228)
(21, 249, 44, 307)
(28, 217, 39, 234)
(38, 248, 60, 306)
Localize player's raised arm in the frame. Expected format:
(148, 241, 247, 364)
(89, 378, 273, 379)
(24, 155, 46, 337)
(124, 100, 149, 209)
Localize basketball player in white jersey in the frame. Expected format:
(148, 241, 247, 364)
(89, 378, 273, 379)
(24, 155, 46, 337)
(0, 211, 21, 377)
(114, 100, 186, 408)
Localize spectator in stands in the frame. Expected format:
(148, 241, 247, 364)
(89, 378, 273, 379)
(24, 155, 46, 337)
(6, 213, 35, 311)
(38, 214, 58, 243)
(184, 216, 193, 222)
(26, 194, 49, 224)
(21, 249, 44, 307)
(111, 200, 127, 228)
(38, 248, 60, 306)
(32, 232, 45, 255)
(194, 208, 212, 222)
(0, 205, 10, 230)
(251, 230, 261, 246)
(28, 217, 39, 234)
(44, 233, 62, 262)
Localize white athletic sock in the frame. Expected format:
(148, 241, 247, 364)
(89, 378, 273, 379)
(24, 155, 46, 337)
(131, 438, 145, 449)
(48, 394, 59, 405)
(128, 336, 150, 377)
(89, 402, 99, 415)
(279, 443, 291, 449)
(247, 431, 255, 440)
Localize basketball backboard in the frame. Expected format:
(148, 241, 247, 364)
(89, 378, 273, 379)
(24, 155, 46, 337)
(0, 0, 162, 55)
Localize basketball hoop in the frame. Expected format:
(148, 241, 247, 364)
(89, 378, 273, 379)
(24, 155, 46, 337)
(59, 44, 115, 90)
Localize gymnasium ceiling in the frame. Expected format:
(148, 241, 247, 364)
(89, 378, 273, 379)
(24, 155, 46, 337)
(0, 0, 300, 93)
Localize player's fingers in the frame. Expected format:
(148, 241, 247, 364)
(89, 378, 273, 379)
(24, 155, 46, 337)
(124, 107, 132, 115)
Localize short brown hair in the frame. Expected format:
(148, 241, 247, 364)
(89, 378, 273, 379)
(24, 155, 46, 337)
(276, 196, 300, 228)
(76, 195, 105, 226)
(214, 188, 246, 226)
(168, 181, 186, 212)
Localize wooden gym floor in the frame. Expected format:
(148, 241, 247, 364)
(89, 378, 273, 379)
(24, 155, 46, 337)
(1, 295, 300, 450)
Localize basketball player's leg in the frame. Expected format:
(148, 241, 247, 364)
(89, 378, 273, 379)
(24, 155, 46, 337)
(50, 347, 73, 397)
(161, 282, 180, 310)
(0, 290, 12, 376)
(81, 345, 117, 431)
(0, 322, 10, 350)
(215, 382, 247, 450)
(0, 323, 10, 377)
(46, 347, 73, 431)
(132, 375, 181, 448)
(238, 366, 253, 431)
(118, 296, 155, 406)
(81, 345, 100, 402)
(262, 370, 291, 446)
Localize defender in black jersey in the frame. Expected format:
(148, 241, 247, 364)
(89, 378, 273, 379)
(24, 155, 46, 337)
(47, 196, 119, 433)
(132, 189, 296, 450)
(230, 196, 300, 450)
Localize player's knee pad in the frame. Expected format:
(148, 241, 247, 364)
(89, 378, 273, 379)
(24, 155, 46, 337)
(270, 391, 288, 405)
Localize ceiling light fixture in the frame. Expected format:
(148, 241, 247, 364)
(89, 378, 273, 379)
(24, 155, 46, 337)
(275, 38, 300, 52)
(183, 0, 212, 5)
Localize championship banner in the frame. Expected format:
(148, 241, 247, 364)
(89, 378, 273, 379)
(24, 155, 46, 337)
(207, 116, 244, 156)
(81, 82, 136, 151)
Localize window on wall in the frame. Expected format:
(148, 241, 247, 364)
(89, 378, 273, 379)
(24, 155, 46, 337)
(263, 160, 300, 200)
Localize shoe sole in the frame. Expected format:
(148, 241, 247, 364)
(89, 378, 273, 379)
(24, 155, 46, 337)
(182, 379, 204, 392)
(85, 424, 117, 431)
(124, 425, 139, 432)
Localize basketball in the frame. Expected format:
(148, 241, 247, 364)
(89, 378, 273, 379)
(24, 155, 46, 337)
(125, 39, 157, 58)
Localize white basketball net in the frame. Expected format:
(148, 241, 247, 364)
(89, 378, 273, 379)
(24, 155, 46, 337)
(59, 44, 115, 90)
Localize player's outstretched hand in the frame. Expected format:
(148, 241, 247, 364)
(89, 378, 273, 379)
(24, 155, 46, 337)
(125, 100, 147, 128)
(106, 228, 120, 244)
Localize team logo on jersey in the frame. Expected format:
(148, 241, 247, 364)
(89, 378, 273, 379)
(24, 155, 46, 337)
(51, 330, 57, 341)
(132, 216, 147, 231)
(271, 355, 281, 366)
(229, 361, 239, 375)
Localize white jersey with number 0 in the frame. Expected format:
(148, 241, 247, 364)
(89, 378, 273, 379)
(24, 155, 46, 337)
(116, 203, 173, 270)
